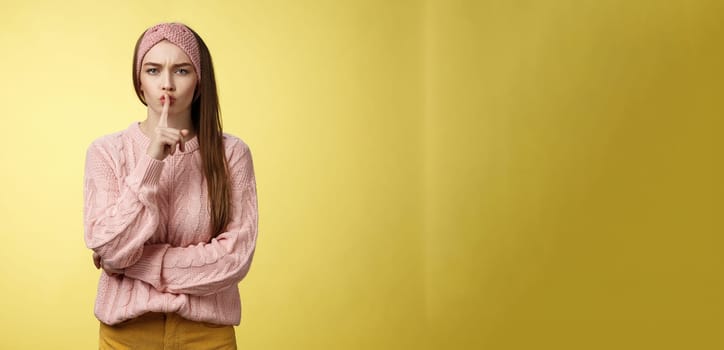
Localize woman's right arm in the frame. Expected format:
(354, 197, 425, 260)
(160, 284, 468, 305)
(83, 140, 164, 270)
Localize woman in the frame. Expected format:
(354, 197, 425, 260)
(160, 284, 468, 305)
(83, 22, 258, 349)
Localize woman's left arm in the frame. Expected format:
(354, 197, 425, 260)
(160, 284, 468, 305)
(123, 140, 259, 296)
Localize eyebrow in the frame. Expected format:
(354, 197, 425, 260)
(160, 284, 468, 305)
(143, 62, 193, 68)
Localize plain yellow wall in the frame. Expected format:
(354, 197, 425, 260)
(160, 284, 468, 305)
(424, 1, 723, 349)
(0, 0, 721, 349)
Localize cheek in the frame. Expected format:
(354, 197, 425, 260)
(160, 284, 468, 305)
(138, 78, 150, 94)
(182, 81, 198, 98)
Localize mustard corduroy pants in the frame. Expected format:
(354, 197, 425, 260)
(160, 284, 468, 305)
(99, 312, 237, 350)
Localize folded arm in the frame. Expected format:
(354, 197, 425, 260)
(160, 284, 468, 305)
(84, 141, 164, 270)
(124, 141, 259, 296)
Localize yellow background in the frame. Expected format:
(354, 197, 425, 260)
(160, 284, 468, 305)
(0, 0, 721, 348)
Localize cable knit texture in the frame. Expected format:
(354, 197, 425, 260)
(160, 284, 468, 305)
(83, 122, 258, 326)
(136, 23, 201, 82)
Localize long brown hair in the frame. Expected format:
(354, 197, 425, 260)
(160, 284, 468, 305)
(132, 24, 231, 237)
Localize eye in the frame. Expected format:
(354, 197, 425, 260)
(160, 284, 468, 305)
(145, 68, 158, 75)
(176, 69, 190, 75)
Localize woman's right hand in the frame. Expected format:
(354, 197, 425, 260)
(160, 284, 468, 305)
(147, 94, 190, 161)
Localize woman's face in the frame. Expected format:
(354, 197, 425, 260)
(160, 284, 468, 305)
(139, 40, 198, 116)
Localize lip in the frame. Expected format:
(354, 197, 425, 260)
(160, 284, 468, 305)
(160, 96, 176, 105)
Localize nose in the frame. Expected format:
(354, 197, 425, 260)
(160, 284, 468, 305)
(161, 70, 175, 92)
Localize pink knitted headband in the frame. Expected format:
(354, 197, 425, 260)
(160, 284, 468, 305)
(135, 23, 201, 82)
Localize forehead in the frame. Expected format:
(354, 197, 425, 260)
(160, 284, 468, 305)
(142, 40, 192, 63)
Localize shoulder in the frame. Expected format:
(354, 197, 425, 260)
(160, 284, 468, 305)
(222, 133, 253, 160)
(85, 123, 136, 164)
(222, 133, 255, 177)
(88, 129, 125, 149)
(86, 129, 127, 160)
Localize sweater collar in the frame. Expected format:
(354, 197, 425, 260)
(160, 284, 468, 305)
(129, 122, 200, 155)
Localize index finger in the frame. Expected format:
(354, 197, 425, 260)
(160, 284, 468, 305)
(159, 94, 169, 127)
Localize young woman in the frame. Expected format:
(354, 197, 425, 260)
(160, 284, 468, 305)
(83, 22, 258, 349)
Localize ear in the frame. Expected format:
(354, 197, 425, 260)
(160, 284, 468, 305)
(138, 84, 147, 104)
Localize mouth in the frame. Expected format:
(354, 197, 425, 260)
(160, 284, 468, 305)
(160, 96, 176, 105)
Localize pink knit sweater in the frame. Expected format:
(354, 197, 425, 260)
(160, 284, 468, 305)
(83, 122, 258, 326)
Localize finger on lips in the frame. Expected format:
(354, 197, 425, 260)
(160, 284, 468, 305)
(159, 93, 170, 127)
(153, 96, 191, 157)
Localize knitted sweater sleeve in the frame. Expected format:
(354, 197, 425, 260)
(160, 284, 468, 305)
(83, 139, 164, 270)
(124, 141, 258, 296)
